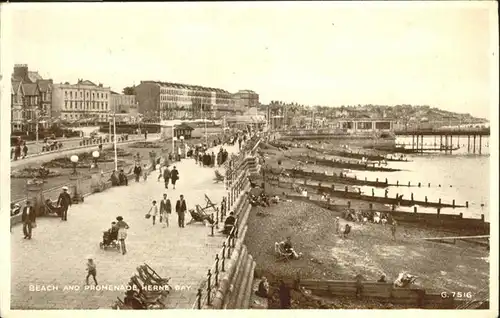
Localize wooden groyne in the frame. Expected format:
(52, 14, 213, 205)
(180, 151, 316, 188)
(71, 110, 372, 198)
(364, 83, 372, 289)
(288, 154, 402, 172)
(298, 279, 489, 309)
(263, 167, 389, 188)
(282, 194, 489, 235)
(363, 145, 459, 154)
(307, 146, 410, 162)
(269, 178, 465, 209)
(266, 176, 358, 194)
(418, 235, 490, 248)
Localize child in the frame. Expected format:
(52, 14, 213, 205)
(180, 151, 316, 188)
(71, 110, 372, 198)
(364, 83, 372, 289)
(148, 200, 159, 225)
(86, 256, 98, 286)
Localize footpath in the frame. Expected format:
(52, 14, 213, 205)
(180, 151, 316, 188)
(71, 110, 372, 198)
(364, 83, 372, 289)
(10, 144, 238, 309)
(10, 134, 161, 170)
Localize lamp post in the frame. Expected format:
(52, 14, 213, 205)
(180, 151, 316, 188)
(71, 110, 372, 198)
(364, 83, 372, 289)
(69, 154, 83, 203)
(70, 155, 79, 175)
(171, 125, 175, 155)
(92, 150, 100, 168)
(173, 136, 178, 161)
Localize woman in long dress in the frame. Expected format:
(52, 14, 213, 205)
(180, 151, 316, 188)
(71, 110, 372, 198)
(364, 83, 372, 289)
(116, 216, 130, 255)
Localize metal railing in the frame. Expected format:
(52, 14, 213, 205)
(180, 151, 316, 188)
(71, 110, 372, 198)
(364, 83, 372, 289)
(10, 134, 146, 162)
(193, 217, 239, 309)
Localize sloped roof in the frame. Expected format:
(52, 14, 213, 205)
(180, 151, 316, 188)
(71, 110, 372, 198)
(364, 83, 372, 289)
(174, 123, 194, 131)
(11, 79, 23, 94)
(141, 80, 230, 94)
(37, 79, 53, 92)
(79, 80, 97, 86)
(22, 83, 39, 96)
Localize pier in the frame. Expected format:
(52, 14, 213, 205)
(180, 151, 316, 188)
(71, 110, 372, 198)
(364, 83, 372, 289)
(394, 127, 489, 154)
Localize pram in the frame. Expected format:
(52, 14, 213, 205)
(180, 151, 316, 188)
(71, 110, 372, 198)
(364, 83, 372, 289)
(100, 229, 121, 251)
(43, 199, 63, 217)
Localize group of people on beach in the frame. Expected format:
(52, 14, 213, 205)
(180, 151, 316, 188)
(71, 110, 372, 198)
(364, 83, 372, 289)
(340, 209, 398, 239)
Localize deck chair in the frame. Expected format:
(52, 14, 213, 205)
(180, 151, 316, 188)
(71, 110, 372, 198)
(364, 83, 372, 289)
(136, 267, 171, 292)
(130, 275, 170, 297)
(204, 194, 218, 212)
(214, 170, 225, 183)
(274, 242, 293, 262)
(187, 206, 215, 225)
(143, 264, 171, 286)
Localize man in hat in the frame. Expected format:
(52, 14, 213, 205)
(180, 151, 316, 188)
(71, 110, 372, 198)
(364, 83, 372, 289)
(57, 186, 72, 221)
(175, 194, 187, 228)
(22, 200, 36, 239)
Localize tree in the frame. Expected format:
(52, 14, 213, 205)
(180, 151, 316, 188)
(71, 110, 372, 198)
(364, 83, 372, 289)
(122, 86, 136, 95)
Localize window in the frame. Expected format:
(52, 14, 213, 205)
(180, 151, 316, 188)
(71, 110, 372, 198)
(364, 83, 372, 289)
(375, 122, 391, 130)
(357, 122, 373, 130)
(80, 92, 83, 98)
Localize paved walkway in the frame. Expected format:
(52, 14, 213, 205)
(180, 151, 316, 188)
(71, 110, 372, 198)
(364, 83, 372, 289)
(10, 134, 161, 170)
(11, 144, 238, 309)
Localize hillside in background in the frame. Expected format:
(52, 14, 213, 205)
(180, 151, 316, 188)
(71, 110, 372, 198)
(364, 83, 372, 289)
(260, 102, 488, 124)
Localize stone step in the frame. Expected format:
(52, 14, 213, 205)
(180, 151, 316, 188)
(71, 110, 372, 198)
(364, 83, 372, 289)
(235, 254, 254, 308)
(225, 246, 248, 308)
(240, 259, 256, 309)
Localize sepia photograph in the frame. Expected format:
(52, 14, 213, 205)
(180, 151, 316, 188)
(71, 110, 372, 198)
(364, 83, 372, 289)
(0, 1, 498, 317)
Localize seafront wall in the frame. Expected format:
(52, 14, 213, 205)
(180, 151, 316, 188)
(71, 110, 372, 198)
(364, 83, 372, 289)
(193, 138, 262, 309)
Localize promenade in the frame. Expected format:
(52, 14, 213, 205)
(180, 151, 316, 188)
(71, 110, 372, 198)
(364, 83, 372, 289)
(10, 134, 160, 170)
(11, 144, 238, 309)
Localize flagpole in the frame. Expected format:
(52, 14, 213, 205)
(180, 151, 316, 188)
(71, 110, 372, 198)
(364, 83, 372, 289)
(171, 124, 175, 155)
(113, 112, 118, 170)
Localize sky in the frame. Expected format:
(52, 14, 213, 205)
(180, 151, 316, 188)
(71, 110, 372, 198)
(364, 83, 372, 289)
(2, 2, 497, 119)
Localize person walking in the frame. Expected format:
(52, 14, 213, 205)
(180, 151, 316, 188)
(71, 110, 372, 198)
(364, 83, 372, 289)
(157, 164, 165, 182)
(142, 164, 149, 181)
(85, 256, 98, 286)
(163, 165, 171, 189)
(160, 193, 172, 227)
(148, 201, 159, 225)
(22, 143, 28, 158)
(334, 216, 340, 234)
(175, 194, 187, 228)
(22, 200, 36, 239)
(57, 186, 72, 221)
(116, 216, 129, 255)
(133, 164, 142, 182)
(391, 220, 397, 240)
(14, 144, 21, 160)
(171, 166, 179, 189)
(210, 152, 216, 168)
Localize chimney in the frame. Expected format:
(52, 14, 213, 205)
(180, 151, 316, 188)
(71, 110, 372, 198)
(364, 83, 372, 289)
(99, 83, 103, 87)
(13, 64, 29, 82)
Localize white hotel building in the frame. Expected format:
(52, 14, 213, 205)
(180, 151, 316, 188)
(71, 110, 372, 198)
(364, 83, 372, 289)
(51, 80, 111, 122)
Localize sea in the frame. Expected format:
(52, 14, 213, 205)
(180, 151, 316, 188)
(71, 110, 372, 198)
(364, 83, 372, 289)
(353, 135, 491, 222)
